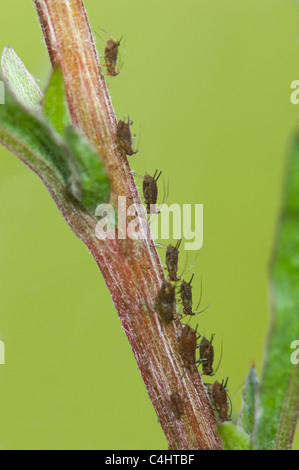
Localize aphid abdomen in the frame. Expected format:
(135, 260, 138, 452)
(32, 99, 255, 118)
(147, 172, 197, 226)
(116, 119, 137, 157)
(166, 243, 180, 282)
(156, 281, 176, 322)
(212, 379, 231, 422)
(180, 279, 193, 315)
(143, 171, 161, 214)
(104, 37, 120, 76)
(199, 336, 215, 376)
(179, 325, 200, 370)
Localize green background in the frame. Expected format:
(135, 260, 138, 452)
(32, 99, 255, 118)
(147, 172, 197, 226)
(0, 0, 299, 450)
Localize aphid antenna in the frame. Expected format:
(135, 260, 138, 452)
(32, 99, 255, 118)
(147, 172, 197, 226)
(180, 249, 200, 281)
(155, 241, 168, 249)
(222, 377, 229, 390)
(152, 174, 169, 217)
(131, 117, 142, 156)
(131, 170, 143, 179)
(222, 377, 233, 419)
(194, 323, 201, 340)
(193, 275, 203, 310)
(188, 273, 194, 285)
(194, 302, 211, 316)
(96, 25, 118, 41)
(153, 169, 162, 182)
(117, 34, 126, 75)
(123, 114, 133, 126)
(94, 28, 105, 43)
(110, 112, 126, 120)
(94, 34, 105, 48)
(161, 176, 170, 207)
(183, 275, 210, 317)
(175, 239, 182, 250)
(212, 336, 223, 376)
(158, 239, 180, 249)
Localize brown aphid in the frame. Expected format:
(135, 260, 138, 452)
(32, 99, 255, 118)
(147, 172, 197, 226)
(169, 392, 184, 420)
(104, 36, 121, 76)
(180, 274, 194, 316)
(179, 324, 201, 371)
(155, 280, 176, 322)
(116, 118, 137, 157)
(165, 240, 181, 282)
(179, 275, 210, 319)
(207, 378, 231, 422)
(199, 334, 215, 376)
(143, 170, 162, 214)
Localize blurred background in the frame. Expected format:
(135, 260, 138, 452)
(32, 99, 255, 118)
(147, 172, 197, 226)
(0, 0, 299, 450)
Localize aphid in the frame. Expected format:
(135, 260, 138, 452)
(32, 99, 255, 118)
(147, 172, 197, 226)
(155, 280, 176, 322)
(165, 240, 181, 282)
(143, 170, 162, 214)
(179, 275, 210, 319)
(169, 392, 184, 420)
(104, 36, 122, 76)
(179, 275, 194, 316)
(179, 324, 201, 371)
(95, 27, 123, 76)
(199, 334, 215, 376)
(206, 378, 232, 422)
(116, 118, 138, 157)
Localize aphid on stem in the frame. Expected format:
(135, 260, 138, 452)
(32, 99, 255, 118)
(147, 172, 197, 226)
(155, 280, 176, 323)
(116, 118, 138, 158)
(199, 334, 215, 376)
(179, 324, 201, 372)
(143, 170, 162, 214)
(95, 26, 123, 76)
(199, 334, 223, 376)
(165, 240, 181, 282)
(179, 274, 210, 319)
(205, 378, 232, 422)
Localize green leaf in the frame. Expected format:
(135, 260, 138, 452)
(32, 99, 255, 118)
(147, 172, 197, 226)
(64, 125, 110, 213)
(254, 130, 299, 450)
(42, 66, 70, 136)
(238, 364, 260, 439)
(217, 423, 252, 450)
(0, 48, 110, 215)
(1, 47, 43, 109)
(0, 86, 74, 185)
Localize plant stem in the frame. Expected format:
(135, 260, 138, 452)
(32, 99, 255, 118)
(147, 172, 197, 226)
(33, 0, 222, 449)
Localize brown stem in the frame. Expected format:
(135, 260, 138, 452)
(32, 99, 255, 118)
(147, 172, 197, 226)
(33, 0, 222, 450)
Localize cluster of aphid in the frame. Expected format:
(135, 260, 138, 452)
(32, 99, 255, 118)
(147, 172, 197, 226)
(98, 29, 231, 424)
(156, 241, 232, 423)
(97, 28, 164, 215)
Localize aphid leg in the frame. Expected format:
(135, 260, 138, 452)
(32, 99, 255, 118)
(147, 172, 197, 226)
(180, 249, 200, 280)
(213, 336, 224, 376)
(156, 175, 170, 214)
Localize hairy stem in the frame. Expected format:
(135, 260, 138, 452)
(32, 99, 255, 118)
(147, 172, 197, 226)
(33, 0, 221, 449)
